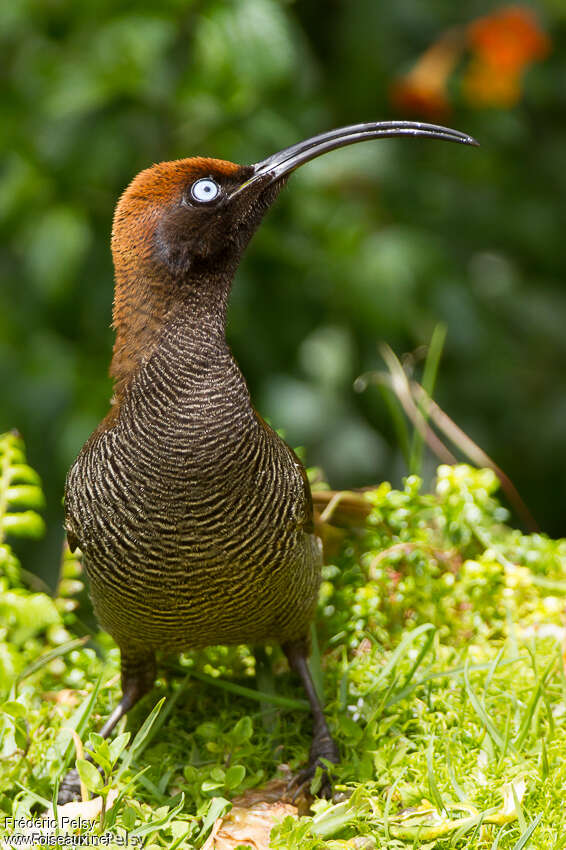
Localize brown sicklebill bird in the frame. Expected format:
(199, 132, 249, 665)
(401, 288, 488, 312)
(60, 121, 477, 803)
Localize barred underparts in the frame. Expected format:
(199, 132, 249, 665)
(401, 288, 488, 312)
(66, 312, 321, 655)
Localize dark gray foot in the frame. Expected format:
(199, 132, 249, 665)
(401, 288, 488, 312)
(57, 768, 82, 805)
(289, 727, 340, 799)
(283, 639, 340, 800)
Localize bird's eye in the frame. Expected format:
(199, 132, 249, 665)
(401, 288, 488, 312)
(190, 178, 221, 203)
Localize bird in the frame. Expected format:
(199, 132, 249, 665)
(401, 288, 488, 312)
(60, 120, 477, 803)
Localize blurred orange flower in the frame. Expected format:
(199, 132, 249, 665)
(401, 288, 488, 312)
(463, 6, 550, 106)
(391, 6, 550, 115)
(463, 58, 521, 107)
(391, 32, 462, 118)
(468, 6, 549, 72)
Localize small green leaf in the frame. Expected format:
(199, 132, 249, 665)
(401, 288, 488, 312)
(87, 736, 112, 775)
(7, 465, 41, 485)
(426, 735, 447, 815)
(225, 765, 246, 789)
(77, 759, 103, 792)
(231, 716, 253, 744)
(201, 780, 224, 795)
(121, 806, 137, 830)
(2, 511, 45, 539)
(464, 662, 508, 753)
(5, 485, 45, 510)
(339, 714, 363, 742)
(196, 721, 220, 740)
(1, 701, 27, 719)
(210, 767, 225, 783)
(108, 732, 131, 766)
(196, 797, 231, 842)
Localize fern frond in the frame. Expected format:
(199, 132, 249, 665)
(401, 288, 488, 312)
(0, 431, 45, 545)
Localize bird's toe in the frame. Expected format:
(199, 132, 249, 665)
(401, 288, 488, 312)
(288, 736, 340, 801)
(57, 768, 83, 805)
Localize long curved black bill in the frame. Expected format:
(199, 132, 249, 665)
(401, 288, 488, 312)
(230, 120, 478, 199)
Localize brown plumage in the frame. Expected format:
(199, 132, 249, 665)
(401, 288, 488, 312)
(61, 122, 477, 803)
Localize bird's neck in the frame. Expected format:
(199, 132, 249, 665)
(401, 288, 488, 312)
(106, 269, 257, 462)
(110, 261, 236, 402)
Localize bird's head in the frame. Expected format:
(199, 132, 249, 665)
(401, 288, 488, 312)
(112, 120, 477, 284)
(109, 121, 477, 395)
(111, 156, 281, 282)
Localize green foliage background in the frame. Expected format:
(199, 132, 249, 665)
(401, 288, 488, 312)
(2, 0, 566, 581)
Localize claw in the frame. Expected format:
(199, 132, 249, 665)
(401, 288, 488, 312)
(287, 757, 337, 801)
(287, 732, 340, 801)
(57, 768, 83, 805)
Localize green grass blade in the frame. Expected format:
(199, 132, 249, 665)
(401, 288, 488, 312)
(378, 383, 411, 468)
(445, 741, 467, 803)
(55, 672, 103, 774)
(514, 656, 554, 750)
(118, 697, 166, 777)
(387, 657, 521, 708)
(190, 670, 308, 710)
(130, 792, 185, 838)
(310, 801, 357, 839)
(452, 811, 486, 846)
(426, 734, 447, 815)
(484, 644, 506, 693)
(397, 625, 435, 693)
(463, 661, 510, 755)
(15, 784, 52, 808)
(500, 708, 512, 761)
(490, 824, 511, 849)
(372, 623, 434, 692)
(128, 674, 192, 756)
(17, 638, 88, 683)
(410, 323, 447, 475)
(512, 784, 527, 834)
(383, 768, 407, 842)
(511, 812, 542, 850)
(308, 622, 324, 703)
(540, 736, 549, 780)
(254, 645, 277, 732)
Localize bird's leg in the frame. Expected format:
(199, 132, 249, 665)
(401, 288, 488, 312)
(283, 640, 339, 799)
(99, 651, 156, 737)
(57, 648, 155, 804)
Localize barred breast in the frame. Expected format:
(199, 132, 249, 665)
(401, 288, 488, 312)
(65, 313, 321, 655)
